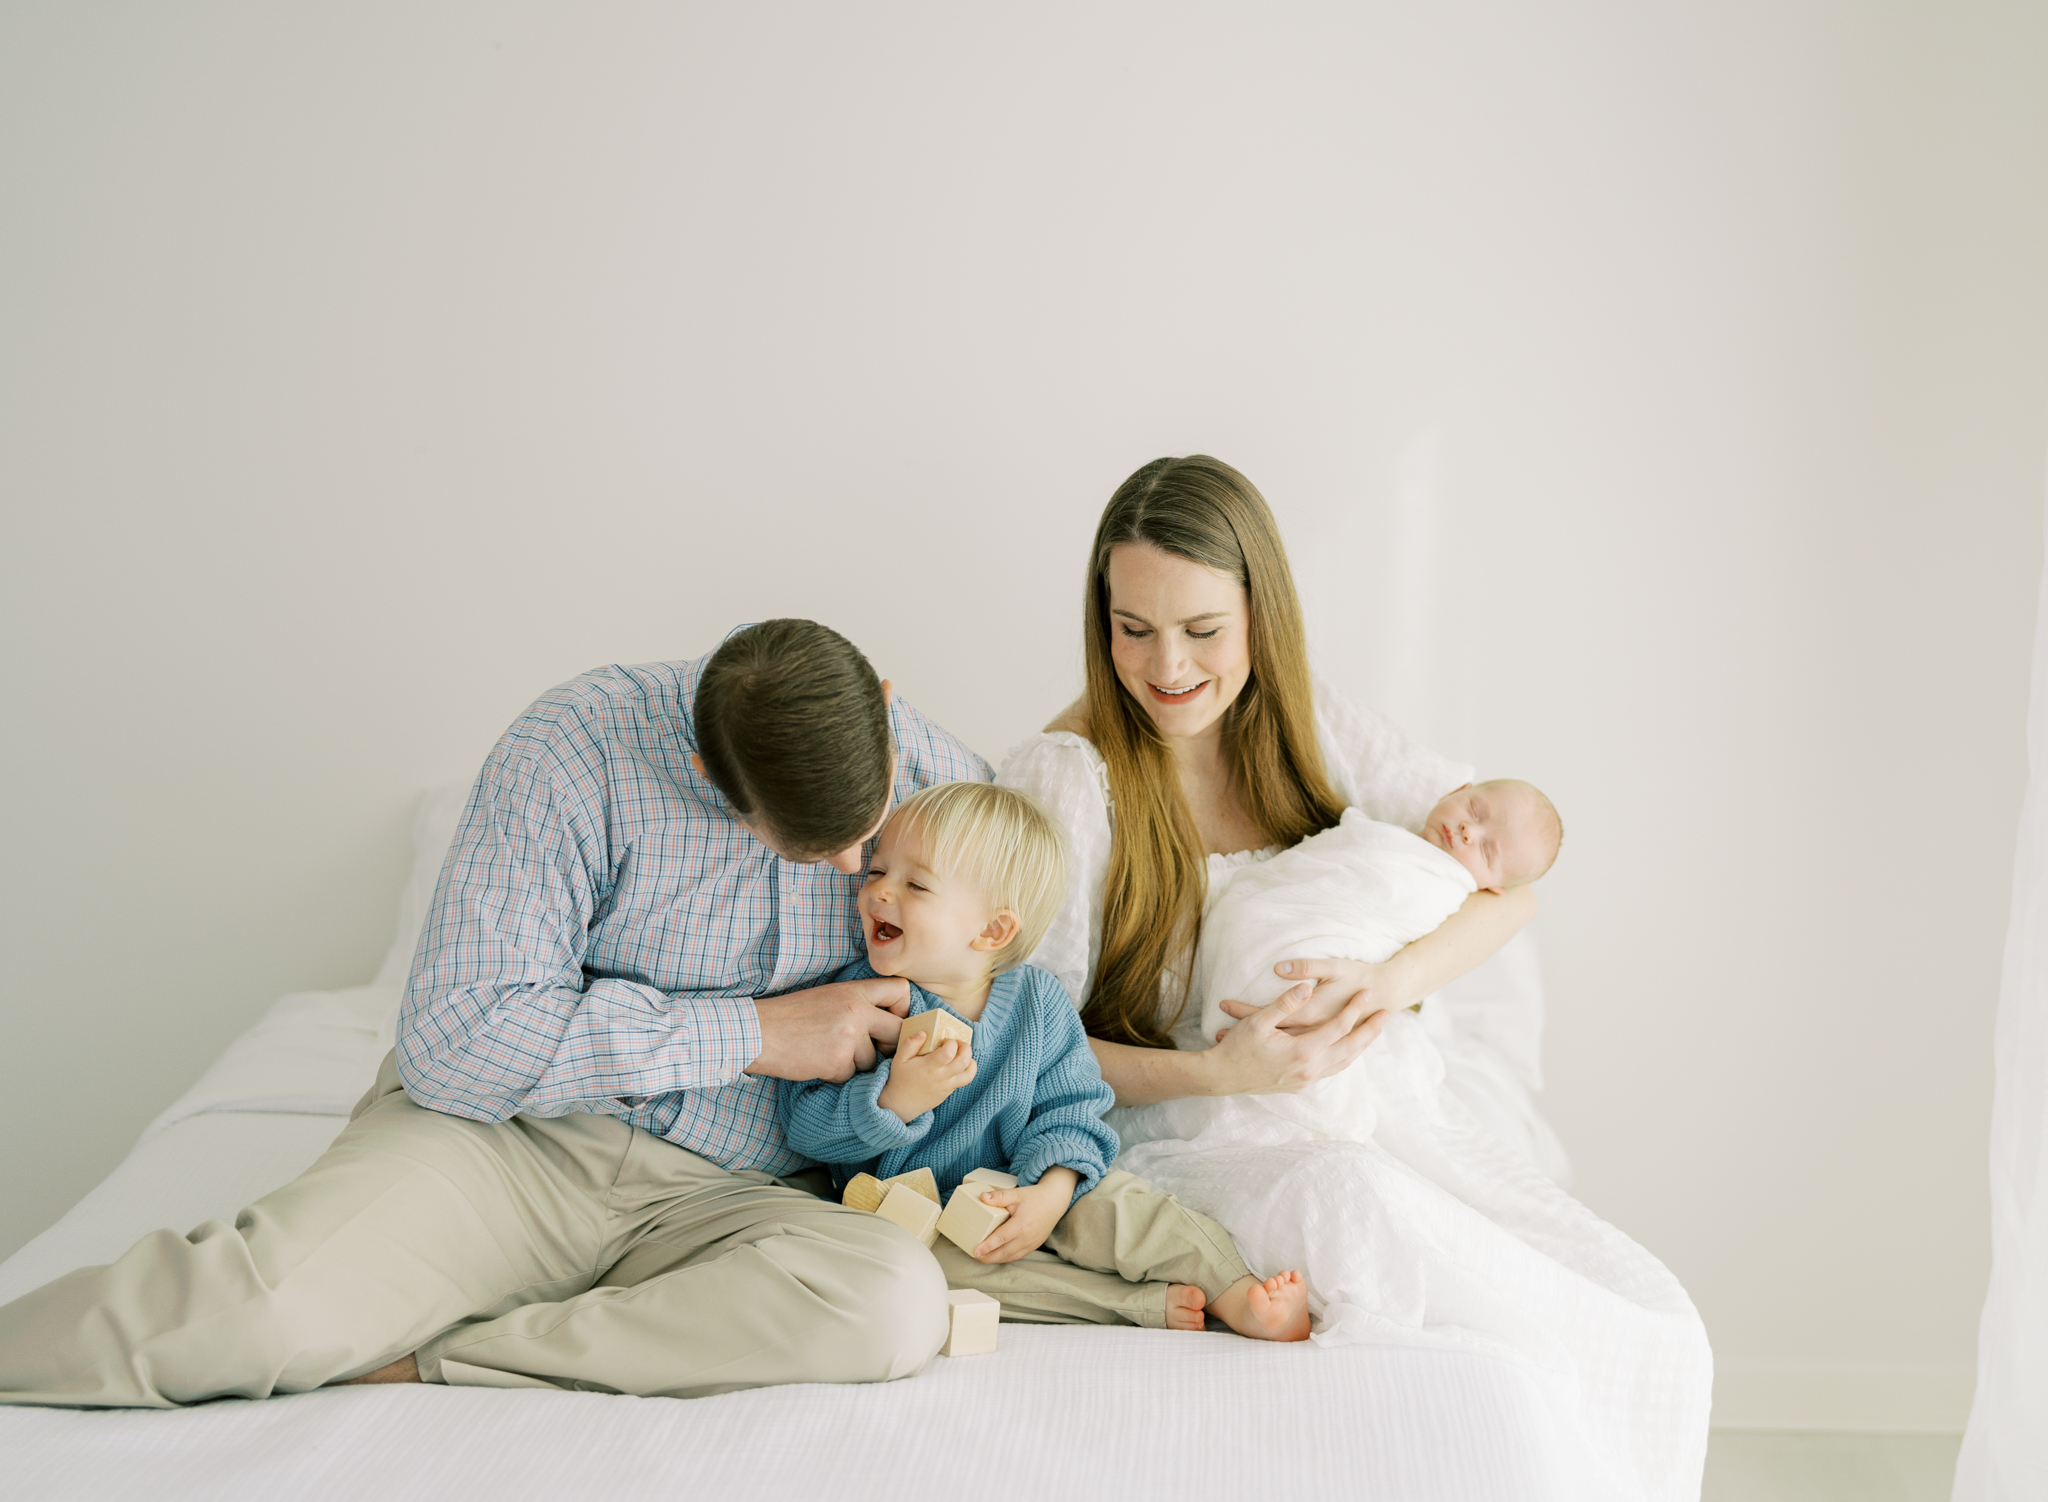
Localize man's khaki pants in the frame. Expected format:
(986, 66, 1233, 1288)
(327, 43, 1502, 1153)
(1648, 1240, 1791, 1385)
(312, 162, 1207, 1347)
(934, 1171, 1252, 1328)
(0, 1054, 947, 1407)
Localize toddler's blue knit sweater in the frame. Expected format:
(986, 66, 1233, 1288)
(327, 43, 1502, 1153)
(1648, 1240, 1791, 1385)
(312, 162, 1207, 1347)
(777, 959, 1118, 1202)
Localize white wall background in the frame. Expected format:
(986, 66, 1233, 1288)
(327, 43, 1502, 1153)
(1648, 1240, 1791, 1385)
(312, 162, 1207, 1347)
(3, 1, 2044, 1427)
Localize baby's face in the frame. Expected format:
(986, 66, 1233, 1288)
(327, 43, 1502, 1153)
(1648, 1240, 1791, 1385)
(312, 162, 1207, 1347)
(859, 814, 1005, 986)
(1421, 782, 1547, 893)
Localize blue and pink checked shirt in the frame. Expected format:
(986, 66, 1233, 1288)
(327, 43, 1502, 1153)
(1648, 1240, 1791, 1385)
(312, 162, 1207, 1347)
(394, 653, 991, 1174)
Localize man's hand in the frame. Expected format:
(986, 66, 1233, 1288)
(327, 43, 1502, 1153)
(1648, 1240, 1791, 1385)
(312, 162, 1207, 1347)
(877, 1038, 975, 1121)
(969, 1166, 1079, 1263)
(744, 976, 912, 1083)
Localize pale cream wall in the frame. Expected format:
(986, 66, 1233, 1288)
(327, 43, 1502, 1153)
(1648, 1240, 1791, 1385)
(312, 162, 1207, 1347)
(2, 1, 2043, 1425)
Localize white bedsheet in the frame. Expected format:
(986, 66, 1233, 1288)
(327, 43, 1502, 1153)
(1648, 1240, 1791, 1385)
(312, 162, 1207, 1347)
(1, 1316, 1580, 1502)
(0, 988, 1666, 1500)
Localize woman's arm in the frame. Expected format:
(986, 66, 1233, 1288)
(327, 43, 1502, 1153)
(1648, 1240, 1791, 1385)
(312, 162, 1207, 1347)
(1384, 883, 1537, 1005)
(1091, 1036, 1216, 1108)
(1239, 883, 1538, 1037)
(1090, 982, 1401, 1105)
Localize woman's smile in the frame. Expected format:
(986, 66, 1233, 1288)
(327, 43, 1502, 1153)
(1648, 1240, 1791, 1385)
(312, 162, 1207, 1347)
(1105, 542, 1252, 745)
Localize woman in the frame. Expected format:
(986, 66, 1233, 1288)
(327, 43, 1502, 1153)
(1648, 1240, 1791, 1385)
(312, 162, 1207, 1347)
(998, 456, 1711, 1502)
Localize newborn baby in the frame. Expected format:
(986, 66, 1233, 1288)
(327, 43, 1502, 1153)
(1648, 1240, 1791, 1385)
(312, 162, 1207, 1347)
(1194, 779, 1562, 1143)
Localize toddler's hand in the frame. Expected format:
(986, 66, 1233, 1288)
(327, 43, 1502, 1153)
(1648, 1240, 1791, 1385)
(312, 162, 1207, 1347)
(969, 1166, 1080, 1263)
(877, 1038, 975, 1123)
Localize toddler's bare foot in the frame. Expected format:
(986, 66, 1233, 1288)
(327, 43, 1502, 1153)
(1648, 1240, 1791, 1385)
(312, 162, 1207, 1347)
(335, 1353, 421, 1385)
(1210, 1271, 1312, 1343)
(1164, 1283, 1208, 1331)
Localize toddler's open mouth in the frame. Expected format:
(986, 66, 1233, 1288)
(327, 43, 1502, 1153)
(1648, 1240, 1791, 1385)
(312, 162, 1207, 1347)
(871, 920, 903, 944)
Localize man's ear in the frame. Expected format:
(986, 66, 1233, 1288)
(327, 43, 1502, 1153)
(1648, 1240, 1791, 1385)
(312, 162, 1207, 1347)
(881, 678, 894, 705)
(970, 910, 1021, 954)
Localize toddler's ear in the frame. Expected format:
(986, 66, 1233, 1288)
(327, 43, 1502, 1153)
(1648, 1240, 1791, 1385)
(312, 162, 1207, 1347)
(971, 910, 1021, 953)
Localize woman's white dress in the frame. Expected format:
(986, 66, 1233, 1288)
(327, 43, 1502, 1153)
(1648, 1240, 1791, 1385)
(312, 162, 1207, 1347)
(997, 685, 1713, 1502)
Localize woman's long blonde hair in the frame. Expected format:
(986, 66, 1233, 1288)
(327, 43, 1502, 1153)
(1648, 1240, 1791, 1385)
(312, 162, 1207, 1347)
(1081, 455, 1346, 1049)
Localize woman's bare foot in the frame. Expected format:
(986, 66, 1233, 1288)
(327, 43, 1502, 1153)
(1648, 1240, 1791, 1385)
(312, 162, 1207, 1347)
(334, 1353, 421, 1386)
(1164, 1283, 1209, 1331)
(1209, 1272, 1312, 1343)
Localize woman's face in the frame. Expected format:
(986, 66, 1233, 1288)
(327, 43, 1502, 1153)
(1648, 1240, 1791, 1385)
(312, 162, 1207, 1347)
(1104, 541, 1253, 745)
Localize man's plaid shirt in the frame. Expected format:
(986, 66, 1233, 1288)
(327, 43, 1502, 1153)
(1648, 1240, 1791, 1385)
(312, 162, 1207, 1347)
(394, 653, 990, 1173)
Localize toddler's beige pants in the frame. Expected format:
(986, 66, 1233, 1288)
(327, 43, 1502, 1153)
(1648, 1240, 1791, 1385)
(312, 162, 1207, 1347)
(933, 1170, 1252, 1328)
(0, 1053, 947, 1407)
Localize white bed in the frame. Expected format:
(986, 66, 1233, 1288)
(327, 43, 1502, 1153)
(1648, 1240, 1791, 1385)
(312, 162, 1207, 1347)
(0, 790, 1640, 1501)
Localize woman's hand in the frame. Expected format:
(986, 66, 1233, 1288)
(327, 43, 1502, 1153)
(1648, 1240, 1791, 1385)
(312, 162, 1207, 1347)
(1256, 957, 1416, 1034)
(1202, 983, 1392, 1096)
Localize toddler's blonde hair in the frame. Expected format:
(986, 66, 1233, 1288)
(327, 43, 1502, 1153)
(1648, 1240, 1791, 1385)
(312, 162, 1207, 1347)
(889, 782, 1067, 975)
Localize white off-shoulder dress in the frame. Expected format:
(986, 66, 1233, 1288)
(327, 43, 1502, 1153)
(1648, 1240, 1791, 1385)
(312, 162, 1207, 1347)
(997, 683, 1713, 1502)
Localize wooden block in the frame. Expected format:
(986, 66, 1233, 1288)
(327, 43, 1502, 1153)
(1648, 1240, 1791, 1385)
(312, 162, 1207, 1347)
(936, 1182, 1012, 1254)
(882, 1166, 941, 1206)
(842, 1173, 886, 1213)
(961, 1167, 1018, 1191)
(943, 1289, 1000, 1357)
(874, 1182, 940, 1247)
(897, 1008, 972, 1060)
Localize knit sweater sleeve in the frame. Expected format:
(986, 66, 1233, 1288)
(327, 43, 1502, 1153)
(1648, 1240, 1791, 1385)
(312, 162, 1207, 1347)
(1007, 969, 1119, 1199)
(776, 1063, 932, 1165)
(773, 957, 934, 1165)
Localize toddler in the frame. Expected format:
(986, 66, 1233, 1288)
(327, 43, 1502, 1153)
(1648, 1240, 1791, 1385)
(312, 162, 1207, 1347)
(778, 781, 1309, 1341)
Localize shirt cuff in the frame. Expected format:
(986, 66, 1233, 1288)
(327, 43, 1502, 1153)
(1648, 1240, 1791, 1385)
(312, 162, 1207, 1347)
(677, 992, 764, 1088)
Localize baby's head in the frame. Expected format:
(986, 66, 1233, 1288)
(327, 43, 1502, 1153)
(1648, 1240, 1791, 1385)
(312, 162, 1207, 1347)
(859, 782, 1067, 989)
(1421, 779, 1562, 893)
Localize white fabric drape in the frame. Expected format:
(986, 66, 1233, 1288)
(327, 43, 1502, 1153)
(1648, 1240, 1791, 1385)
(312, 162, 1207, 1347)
(1954, 454, 2048, 1501)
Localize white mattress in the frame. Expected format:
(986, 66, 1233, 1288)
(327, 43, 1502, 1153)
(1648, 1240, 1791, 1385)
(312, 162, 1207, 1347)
(0, 989, 1600, 1501)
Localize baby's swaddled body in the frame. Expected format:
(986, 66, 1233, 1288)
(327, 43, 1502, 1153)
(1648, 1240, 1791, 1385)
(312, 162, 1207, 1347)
(1194, 808, 1476, 1143)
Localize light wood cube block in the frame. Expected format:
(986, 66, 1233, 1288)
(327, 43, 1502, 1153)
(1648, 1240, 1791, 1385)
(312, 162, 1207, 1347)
(936, 1182, 1012, 1254)
(961, 1167, 1018, 1190)
(883, 1166, 940, 1205)
(897, 1008, 972, 1060)
(842, 1173, 886, 1213)
(875, 1181, 940, 1247)
(943, 1289, 1000, 1356)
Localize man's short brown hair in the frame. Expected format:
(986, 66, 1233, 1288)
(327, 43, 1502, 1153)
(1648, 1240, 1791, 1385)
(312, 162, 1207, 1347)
(695, 619, 893, 859)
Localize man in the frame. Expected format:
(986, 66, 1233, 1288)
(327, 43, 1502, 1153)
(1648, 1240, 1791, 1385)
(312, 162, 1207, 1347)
(0, 619, 991, 1404)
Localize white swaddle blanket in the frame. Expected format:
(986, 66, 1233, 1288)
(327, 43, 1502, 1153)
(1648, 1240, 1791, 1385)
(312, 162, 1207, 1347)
(1195, 808, 1474, 1142)
(1107, 810, 1714, 1502)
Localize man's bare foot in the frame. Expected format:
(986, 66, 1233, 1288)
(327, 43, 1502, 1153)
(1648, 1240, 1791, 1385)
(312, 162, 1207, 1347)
(1209, 1272, 1312, 1343)
(1164, 1284, 1208, 1331)
(335, 1353, 421, 1386)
